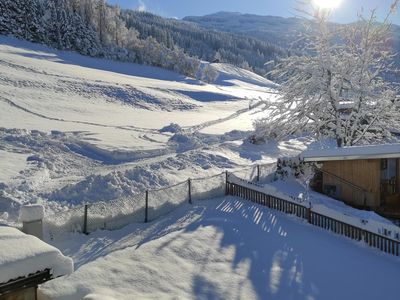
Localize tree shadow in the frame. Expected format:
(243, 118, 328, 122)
(51, 196, 400, 300)
(155, 197, 400, 299)
(192, 275, 224, 300)
(182, 199, 314, 299)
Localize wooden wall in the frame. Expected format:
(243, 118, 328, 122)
(383, 159, 400, 206)
(322, 159, 381, 208)
(1, 286, 36, 300)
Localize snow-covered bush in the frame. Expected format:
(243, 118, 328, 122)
(198, 64, 219, 83)
(275, 157, 313, 180)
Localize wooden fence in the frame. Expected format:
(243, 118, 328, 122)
(226, 179, 400, 257)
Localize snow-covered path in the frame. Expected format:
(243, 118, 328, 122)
(41, 197, 400, 300)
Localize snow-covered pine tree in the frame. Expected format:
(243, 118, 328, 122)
(96, 0, 108, 45)
(43, 0, 100, 55)
(70, 10, 101, 56)
(0, 0, 18, 35)
(0, 0, 44, 42)
(254, 0, 400, 147)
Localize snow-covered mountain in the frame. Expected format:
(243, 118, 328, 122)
(185, 11, 400, 75)
(184, 12, 303, 48)
(184, 11, 400, 50)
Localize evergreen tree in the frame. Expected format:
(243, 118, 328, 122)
(0, 0, 44, 41)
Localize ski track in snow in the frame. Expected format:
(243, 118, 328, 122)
(183, 100, 266, 133)
(1, 92, 265, 137)
(0, 96, 161, 134)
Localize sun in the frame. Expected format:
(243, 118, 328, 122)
(312, 0, 343, 9)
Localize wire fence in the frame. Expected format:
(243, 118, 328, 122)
(148, 181, 189, 222)
(191, 172, 226, 202)
(44, 162, 277, 238)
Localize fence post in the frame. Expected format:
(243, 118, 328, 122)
(188, 178, 192, 204)
(256, 164, 260, 182)
(307, 206, 312, 223)
(225, 171, 229, 195)
(145, 190, 149, 223)
(83, 204, 89, 235)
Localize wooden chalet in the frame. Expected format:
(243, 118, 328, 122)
(301, 144, 400, 219)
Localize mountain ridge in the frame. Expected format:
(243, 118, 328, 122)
(184, 11, 400, 48)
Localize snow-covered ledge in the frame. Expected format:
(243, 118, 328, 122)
(0, 226, 73, 286)
(19, 204, 45, 240)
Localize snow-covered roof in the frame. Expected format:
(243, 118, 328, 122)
(301, 143, 400, 162)
(0, 226, 73, 284)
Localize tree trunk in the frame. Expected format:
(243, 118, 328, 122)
(336, 137, 343, 148)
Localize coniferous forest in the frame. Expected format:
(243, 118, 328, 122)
(0, 0, 286, 79)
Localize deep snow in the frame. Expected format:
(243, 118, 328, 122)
(1, 33, 400, 300)
(0, 35, 308, 224)
(40, 197, 400, 300)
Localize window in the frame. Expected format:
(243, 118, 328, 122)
(323, 184, 340, 198)
(381, 158, 398, 196)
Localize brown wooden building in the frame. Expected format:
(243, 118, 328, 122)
(301, 144, 400, 218)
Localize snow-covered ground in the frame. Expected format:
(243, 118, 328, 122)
(2, 35, 400, 300)
(0, 36, 309, 223)
(39, 197, 400, 300)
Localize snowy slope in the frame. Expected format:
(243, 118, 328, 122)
(40, 197, 400, 300)
(0, 35, 310, 223)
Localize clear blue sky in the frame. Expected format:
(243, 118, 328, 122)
(107, 0, 400, 24)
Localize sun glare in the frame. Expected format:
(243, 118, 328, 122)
(312, 0, 343, 9)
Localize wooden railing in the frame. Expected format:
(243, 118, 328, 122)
(226, 179, 400, 257)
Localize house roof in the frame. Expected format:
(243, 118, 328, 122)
(0, 226, 73, 285)
(0, 269, 51, 296)
(300, 143, 400, 162)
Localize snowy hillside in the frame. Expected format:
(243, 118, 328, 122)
(0, 36, 308, 223)
(40, 197, 400, 300)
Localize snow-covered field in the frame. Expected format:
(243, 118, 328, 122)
(39, 197, 400, 300)
(0, 35, 308, 223)
(2, 36, 399, 300)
